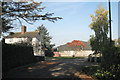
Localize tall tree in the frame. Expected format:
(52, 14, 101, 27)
(1, 1, 62, 32)
(89, 35, 99, 54)
(89, 6, 109, 54)
(36, 24, 54, 50)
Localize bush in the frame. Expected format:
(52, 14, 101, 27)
(83, 46, 120, 80)
(94, 64, 120, 80)
(94, 46, 120, 80)
(2, 43, 37, 73)
(45, 50, 54, 57)
(81, 65, 100, 79)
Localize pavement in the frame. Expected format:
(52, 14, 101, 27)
(2, 58, 98, 79)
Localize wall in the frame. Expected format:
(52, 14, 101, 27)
(5, 38, 28, 44)
(55, 50, 94, 57)
(32, 37, 43, 56)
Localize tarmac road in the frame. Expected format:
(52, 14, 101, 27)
(3, 58, 98, 79)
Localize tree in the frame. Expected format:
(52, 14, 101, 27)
(1, 1, 62, 32)
(118, 38, 120, 47)
(67, 40, 85, 51)
(89, 5, 109, 55)
(67, 40, 85, 57)
(89, 35, 100, 54)
(36, 24, 54, 50)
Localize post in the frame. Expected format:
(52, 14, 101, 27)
(109, 0, 112, 43)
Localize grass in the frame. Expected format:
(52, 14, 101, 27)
(45, 57, 86, 59)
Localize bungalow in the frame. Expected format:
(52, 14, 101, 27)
(5, 25, 44, 57)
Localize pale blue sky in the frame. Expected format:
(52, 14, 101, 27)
(11, 2, 118, 47)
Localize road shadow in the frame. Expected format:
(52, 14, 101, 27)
(2, 58, 98, 79)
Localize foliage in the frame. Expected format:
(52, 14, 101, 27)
(2, 17, 13, 33)
(67, 40, 85, 47)
(2, 1, 62, 32)
(114, 38, 120, 47)
(118, 38, 120, 46)
(88, 5, 120, 79)
(36, 24, 54, 56)
(81, 64, 120, 80)
(101, 44, 117, 67)
(37, 24, 53, 49)
(83, 46, 120, 79)
(90, 35, 100, 54)
(44, 50, 54, 57)
(99, 46, 120, 79)
(81, 65, 100, 78)
(89, 6, 109, 54)
(94, 64, 120, 80)
(67, 40, 85, 51)
(2, 43, 37, 73)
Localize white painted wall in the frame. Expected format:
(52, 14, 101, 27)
(5, 38, 28, 44)
(59, 50, 94, 57)
(32, 34, 43, 56)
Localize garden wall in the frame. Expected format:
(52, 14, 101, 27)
(54, 50, 94, 57)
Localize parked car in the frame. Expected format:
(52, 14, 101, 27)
(88, 53, 101, 62)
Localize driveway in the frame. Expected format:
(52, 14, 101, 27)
(3, 58, 98, 79)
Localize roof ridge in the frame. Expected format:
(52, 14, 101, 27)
(26, 31, 40, 33)
(6, 31, 40, 38)
(14, 31, 40, 33)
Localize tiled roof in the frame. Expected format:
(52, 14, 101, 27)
(5, 31, 40, 38)
(57, 41, 92, 51)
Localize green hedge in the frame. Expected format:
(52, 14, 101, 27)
(2, 43, 37, 73)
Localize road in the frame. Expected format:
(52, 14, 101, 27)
(3, 58, 98, 79)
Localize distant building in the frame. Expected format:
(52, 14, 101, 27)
(5, 25, 44, 57)
(54, 40, 94, 57)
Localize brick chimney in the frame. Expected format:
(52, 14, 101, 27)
(21, 25, 26, 34)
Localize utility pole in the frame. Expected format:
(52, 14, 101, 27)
(109, 0, 112, 43)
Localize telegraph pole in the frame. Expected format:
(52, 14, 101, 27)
(109, 0, 112, 43)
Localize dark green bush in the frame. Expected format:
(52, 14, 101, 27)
(100, 45, 118, 69)
(94, 64, 120, 80)
(2, 43, 37, 73)
(94, 46, 120, 80)
(82, 46, 120, 80)
(45, 50, 54, 57)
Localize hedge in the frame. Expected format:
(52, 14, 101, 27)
(2, 43, 37, 73)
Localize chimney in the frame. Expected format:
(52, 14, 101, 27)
(21, 25, 26, 34)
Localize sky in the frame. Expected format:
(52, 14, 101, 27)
(10, 1, 118, 47)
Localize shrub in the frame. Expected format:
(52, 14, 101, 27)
(94, 64, 120, 80)
(45, 50, 54, 57)
(2, 43, 37, 73)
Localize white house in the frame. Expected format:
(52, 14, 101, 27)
(5, 25, 44, 57)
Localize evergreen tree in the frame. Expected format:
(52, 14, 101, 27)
(37, 24, 54, 50)
(36, 24, 55, 57)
